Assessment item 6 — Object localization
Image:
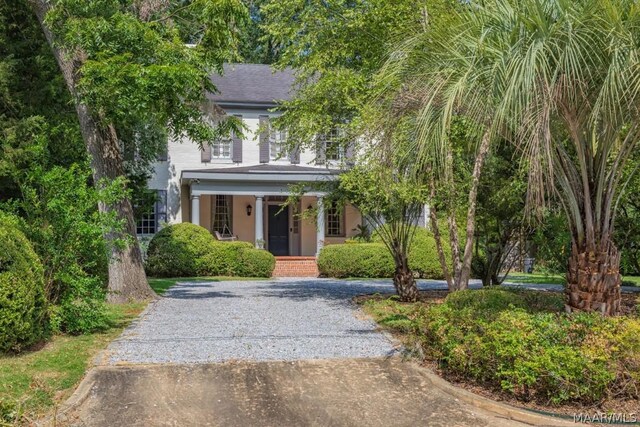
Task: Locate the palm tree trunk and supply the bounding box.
[31,0,155,303]
[565,239,622,316]
[393,257,419,302]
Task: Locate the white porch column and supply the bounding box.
[190,194,200,226]
[255,195,264,248]
[316,196,325,256]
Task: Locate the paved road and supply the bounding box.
[66,359,536,427]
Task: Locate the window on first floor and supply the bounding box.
[135,190,167,235]
[325,201,345,237]
[212,195,233,234]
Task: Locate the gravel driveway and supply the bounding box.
[107,279,402,364]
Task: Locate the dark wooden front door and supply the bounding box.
[268,205,289,256]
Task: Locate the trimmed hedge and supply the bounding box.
[145,223,275,278]
[236,248,277,278]
[319,227,450,279]
[146,223,216,277]
[318,243,395,278]
[0,212,47,352]
[419,289,640,405]
[201,241,254,276]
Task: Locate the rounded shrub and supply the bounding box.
[407,227,450,279]
[372,226,450,279]
[318,243,395,278]
[201,241,254,276]
[145,223,216,277]
[236,249,276,277]
[419,288,639,405]
[0,212,47,352]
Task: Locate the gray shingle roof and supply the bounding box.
[183,164,341,175]
[207,64,296,106]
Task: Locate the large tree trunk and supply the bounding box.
[565,240,622,316]
[31,1,155,303]
[459,130,492,289]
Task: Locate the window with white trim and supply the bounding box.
[325,128,345,161]
[211,137,232,160]
[269,129,287,160]
[325,201,345,237]
[135,190,167,235]
[212,195,233,234]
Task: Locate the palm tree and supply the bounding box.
[376,0,640,315]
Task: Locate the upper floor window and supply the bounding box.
[212,137,232,160]
[270,129,287,160]
[324,128,346,162]
[135,190,167,235]
[325,201,345,237]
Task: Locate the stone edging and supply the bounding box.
[412,360,584,427]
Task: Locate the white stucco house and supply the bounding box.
[141,63,363,258]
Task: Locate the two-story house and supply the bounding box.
[142,63,362,258]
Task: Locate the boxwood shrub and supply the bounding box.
[236,248,277,277]
[419,289,640,405]
[145,223,216,277]
[201,241,254,276]
[318,243,395,278]
[319,227,450,279]
[0,212,47,352]
[145,223,276,278]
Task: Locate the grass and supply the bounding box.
[505,272,640,287]
[0,302,146,425]
[147,276,268,295]
[504,272,566,285]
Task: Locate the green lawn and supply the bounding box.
[0,303,146,425]
[504,273,566,285]
[505,272,640,287]
[148,276,268,295]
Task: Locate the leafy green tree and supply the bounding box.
[261,0,451,153]
[28,0,248,302]
[615,151,640,276]
[472,142,529,286]
[338,163,429,302]
[378,0,640,315]
[238,0,280,64]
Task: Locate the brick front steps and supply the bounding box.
[272,256,319,278]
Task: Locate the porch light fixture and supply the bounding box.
[246,204,252,216]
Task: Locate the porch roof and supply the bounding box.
[182,164,340,197]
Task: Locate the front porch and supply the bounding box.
[181,165,362,257]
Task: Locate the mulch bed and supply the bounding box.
[355,288,640,420]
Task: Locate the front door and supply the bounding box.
[268,205,289,256]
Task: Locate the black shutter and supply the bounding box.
[201,144,211,162]
[345,140,356,165]
[315,135,326,165]
[259,115,270,163]
[232,114,243,163]
[290,144,300,164]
